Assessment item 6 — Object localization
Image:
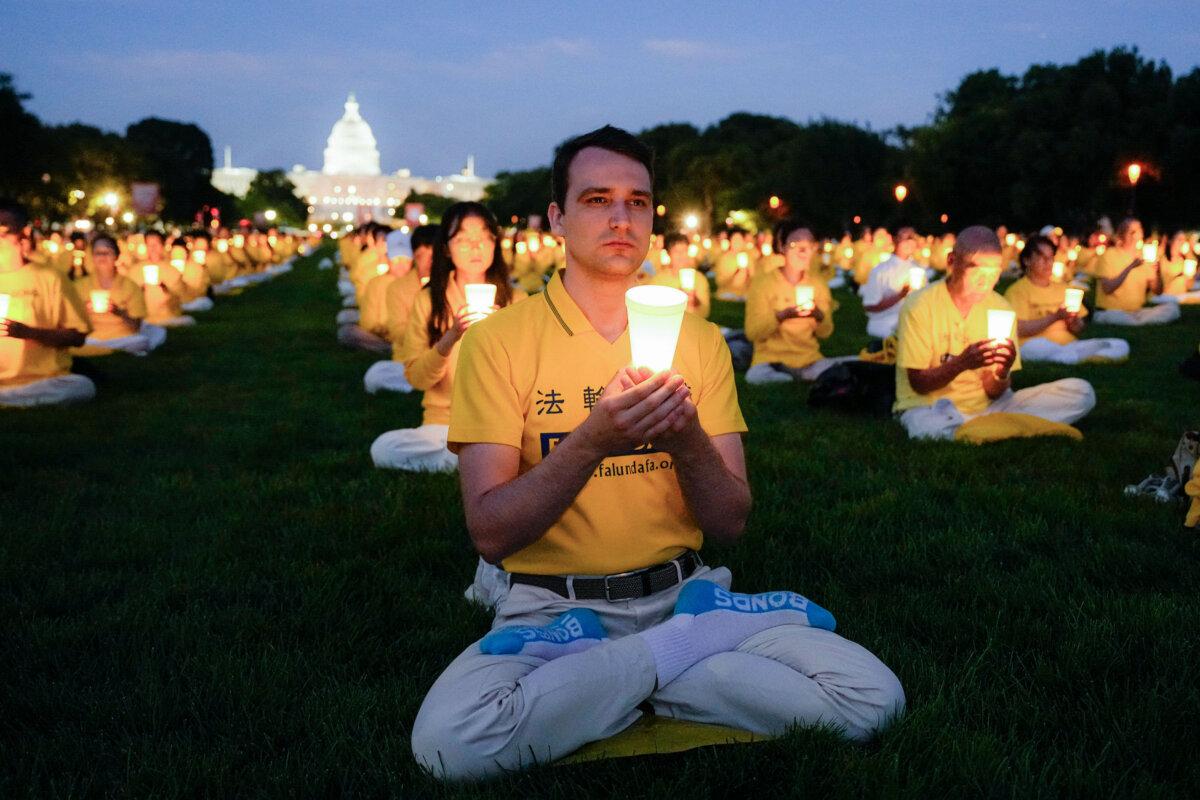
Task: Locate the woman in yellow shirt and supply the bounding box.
[73,234,167,356]
[370,202,525,472]
[1005,235,1128,364]
[744,220,850,384]
[1152,231,1200,304]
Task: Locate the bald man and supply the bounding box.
[893,226,1096,440]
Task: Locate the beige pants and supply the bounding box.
[412,566,904,781]
[1019,337,1129,364]
[370,424,457,472]
[898,378,1096,440]
[1093,304,1181,326]
[0,374,96,408]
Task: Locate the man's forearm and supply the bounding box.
[28,327,86,348]
[1017,315,1056,338]
[468,434,605,564]
[908,360,962,394]
[669,432,749,543]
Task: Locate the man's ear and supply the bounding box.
[945,249,957,272]
[548,202,564,236]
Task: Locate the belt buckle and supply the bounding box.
[603,567,643,602]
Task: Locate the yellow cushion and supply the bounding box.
[560,715,762,765]
[954,412,1083,444]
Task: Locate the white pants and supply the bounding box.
[83,323,167,356]
[337,324,391,355]
[363,360,413,394]
[866,317,898,340]
[0,374,96,408]
[1150,291,1200,305]
[828,273,847,289]
[335,308,361,326]
[342,295,358,308]
[318,257,334,271]
[181,297,214,313]
[338,278,356,297]
[370,424,457,472]
[1093,304,1181,326]
[463,557,510,609]
[745,357,856,385]
[155,315,196,328]
[1019,337,1130,364]
[412,565,904,781]
[898,378,1096,441]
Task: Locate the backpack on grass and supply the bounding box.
[807,361,896,418]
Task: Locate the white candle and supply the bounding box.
[420,275,430,286]
[171,258,186,273]
[736,252,749,270]
[216,240,229,253]
[760,243,773,257]
[1142,243,1158,262]
[464,283,497,315]
[376,262,388,276]
[90,290,111,313]
[908,267,926,290]
[1063,288,1084,314]
[1052,262,1065,281]
[659,250,670,267]
[528,238,540,253]
[193,250,207,265]
[794,285,815,311]
[1184,260,1197,279]
[987,309,1016,341]
[143,264,160,286]
[679,268,696,291]
[0,294,9,319]
[626,285,687,373]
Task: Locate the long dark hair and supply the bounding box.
[426,202,513,346]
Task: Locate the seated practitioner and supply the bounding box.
[744,219,846,384]
[1152,230,1200,304]
[337,230,409,355]
[0,200,95,408]
[179,234,213,308]
[650,232,711,318]
[1093,218,1180,326]
[861,226,926,340]
[364,224,439,394]
[894,226,1096,440]
[410,127,904,781]
[713,226,756,299]
[852,227,893,286]
[370,203,526,472]
[351,225,389,306]
[72,234,166,356]
[1005,235,1127,364]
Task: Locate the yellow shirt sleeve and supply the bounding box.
[401,289,451,391]
[447,321,526,451]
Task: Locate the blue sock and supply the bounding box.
[675,579,836,631]
[479,608,608,660]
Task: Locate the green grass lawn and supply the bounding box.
[3,248,1199,798]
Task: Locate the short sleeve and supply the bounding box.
[694,323,748,436]
[54,273,92,335]
[895,295,931,370]
[447,322,526,452]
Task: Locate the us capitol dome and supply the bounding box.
[214,92,489,227]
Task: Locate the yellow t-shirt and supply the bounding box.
[744,269,833,368]
[1003,277,1087,345]
[1094,248,1152,311]
[448,269,748,576]
[359,272,397,338]
[894,280,1022,415]
[129,262,184,323]
[385,269,423,350]
[0,264,91,386]
[402,279,527,426]
[73,273,146,340]
[713,251,755,296]
[649,269,711,319]
[1159,258,1191,296]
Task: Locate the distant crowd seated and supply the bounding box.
[1092,218,1180,327]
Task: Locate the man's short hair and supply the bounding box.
[663,232,689,251]
[774,219,815,251]
[1116,217,1141,238]
[551,125,654,208]
[895,226,917,242]
[410,223,440,252]
[952,225,1002,266]
[0,198,30,235]
[725,226,749,239]
[1018,234,1055,272]
[143,229,165,244]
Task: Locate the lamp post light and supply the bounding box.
[1126,162,1142,214]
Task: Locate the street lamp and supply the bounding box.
[683,213,699,231]
[893,184,908,203]
[1126,162,1143,214]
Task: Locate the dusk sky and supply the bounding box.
[4,1,1198,179]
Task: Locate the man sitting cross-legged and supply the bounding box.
[894,226,1096,440]
[1092,217,1180,326]
[411,127,904,781]
[0,200,95,408]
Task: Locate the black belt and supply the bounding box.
[508,550,703,602]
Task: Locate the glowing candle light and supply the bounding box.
[216,240,229,253]
[542,235,555,248]
[377,262,389,276]
[171,258,185,273]
[688,244,699,259]
[1052,262,1065,281]
[1096,245,1106,255]
[794,285,815,311]
[877,252,890,265]
[761,243,773,257]
[736,252,749,270]
[501,238,512,250]
[625,285,687,373]
[1184,260,1197,279]
[0,294,10,319]
[420,275,430,286]
[47,241,59,254]
[143,264,160,286]
[720,240,730,252]
[233,235,245,248]
[1068,249,1078,262]
[1005,233,1017,247]
[464,283,497,316]
[702,238,712,250]
[843,247,854,259]
[679,267,697,291]
[987,309,1016,341]
[90,290,111,313]
[921,247,931,259]
[528,237,541,253]
[193,250,207,265]
[908,267,927,290]
[659,250,670,266]
[515,241,527,255]
[1142,243,1158,262]
[1063,288,1084,314]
